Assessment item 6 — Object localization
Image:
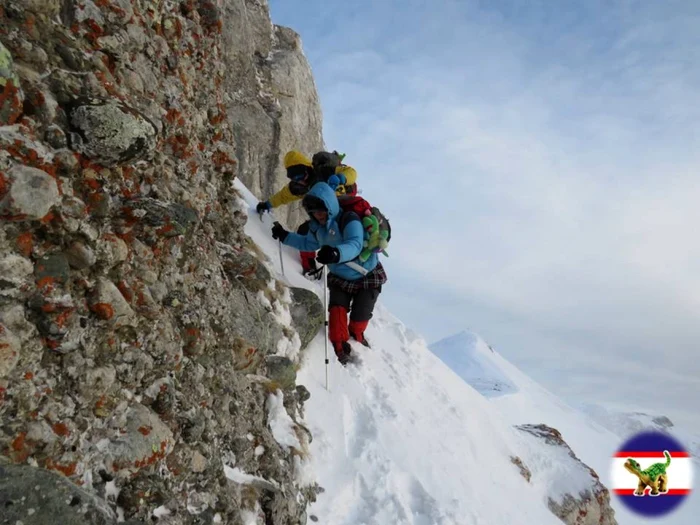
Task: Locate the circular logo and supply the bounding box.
[611,430,693,517]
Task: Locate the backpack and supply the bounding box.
[312,150,346,180]
[337,195,391,262]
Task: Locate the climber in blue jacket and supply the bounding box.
[270,182,387,365]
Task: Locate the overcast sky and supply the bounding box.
[268,0,700,431]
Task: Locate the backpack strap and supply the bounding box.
[345,260,370,276]
[338,210,360,233]
[336,211,371,274]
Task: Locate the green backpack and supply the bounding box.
[337,195,391,262]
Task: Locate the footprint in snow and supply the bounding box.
[341,394,378,459]
[362,376,398,420]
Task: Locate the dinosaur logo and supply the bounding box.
[611,430,693,518]
[623,450,671,496]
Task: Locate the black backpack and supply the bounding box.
[312,150,345,180]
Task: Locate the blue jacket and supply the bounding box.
[282,182,379,281]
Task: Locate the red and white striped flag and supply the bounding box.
[611,431,693,518]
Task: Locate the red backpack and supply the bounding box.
[338,195,373,218]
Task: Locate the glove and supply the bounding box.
[271,221,288,242]
[256,201,272,214]
[316,245,340,265]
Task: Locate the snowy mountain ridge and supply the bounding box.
[234,180,615,525]
[235,177,696,524]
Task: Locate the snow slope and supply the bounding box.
[430,331,699,525]
[232,178,692,524]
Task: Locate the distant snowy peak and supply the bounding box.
[431,330,493,354]
[579,403,700,458]
[429,330,518,398]
[580,404,675,433]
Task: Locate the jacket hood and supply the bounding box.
[305,182,340,219]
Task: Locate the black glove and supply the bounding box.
[271,221,288,242]
[256,201,271,214]
[316,245,340,265]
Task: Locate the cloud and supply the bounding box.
[269,0,700,408]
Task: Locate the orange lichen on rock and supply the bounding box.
[36,277,56,292]
[52,422,71,437]
[90,302,114,320]
[0,80,23,125]
[45,458,78,477]
[15,232,33,257]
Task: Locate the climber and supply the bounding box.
[256,150,358,279]
[270,182,386,365]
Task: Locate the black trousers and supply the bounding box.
[329,286,381,322]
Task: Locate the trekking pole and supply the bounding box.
[278,240,285,277]
[323,264,329,391]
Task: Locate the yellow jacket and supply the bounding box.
[268,165,358,208]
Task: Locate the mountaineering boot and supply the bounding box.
[334,341,354,366]
[349,319,370,347]
[300,251,317,272]
[301,254,322,280]
[304,268,323,280]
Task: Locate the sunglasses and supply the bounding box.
[287,165,308,182]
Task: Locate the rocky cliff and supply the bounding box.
[0,0,324,523]
[217,1,324,230]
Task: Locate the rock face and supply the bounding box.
[0,1,324,523]
[289,286,325,350]
[66,98,158,166]
[0,165,60,220]
[0,323,21,378]
[516,424,617,525]
[221,3,325,230]
[0,460,118,525]
[0,40,23,125]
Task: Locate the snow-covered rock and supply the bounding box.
[516,423,616,525]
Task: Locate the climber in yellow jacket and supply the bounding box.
[257,150,359,278]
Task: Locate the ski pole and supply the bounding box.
[323,264,329,391]
[278,239,285,277]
